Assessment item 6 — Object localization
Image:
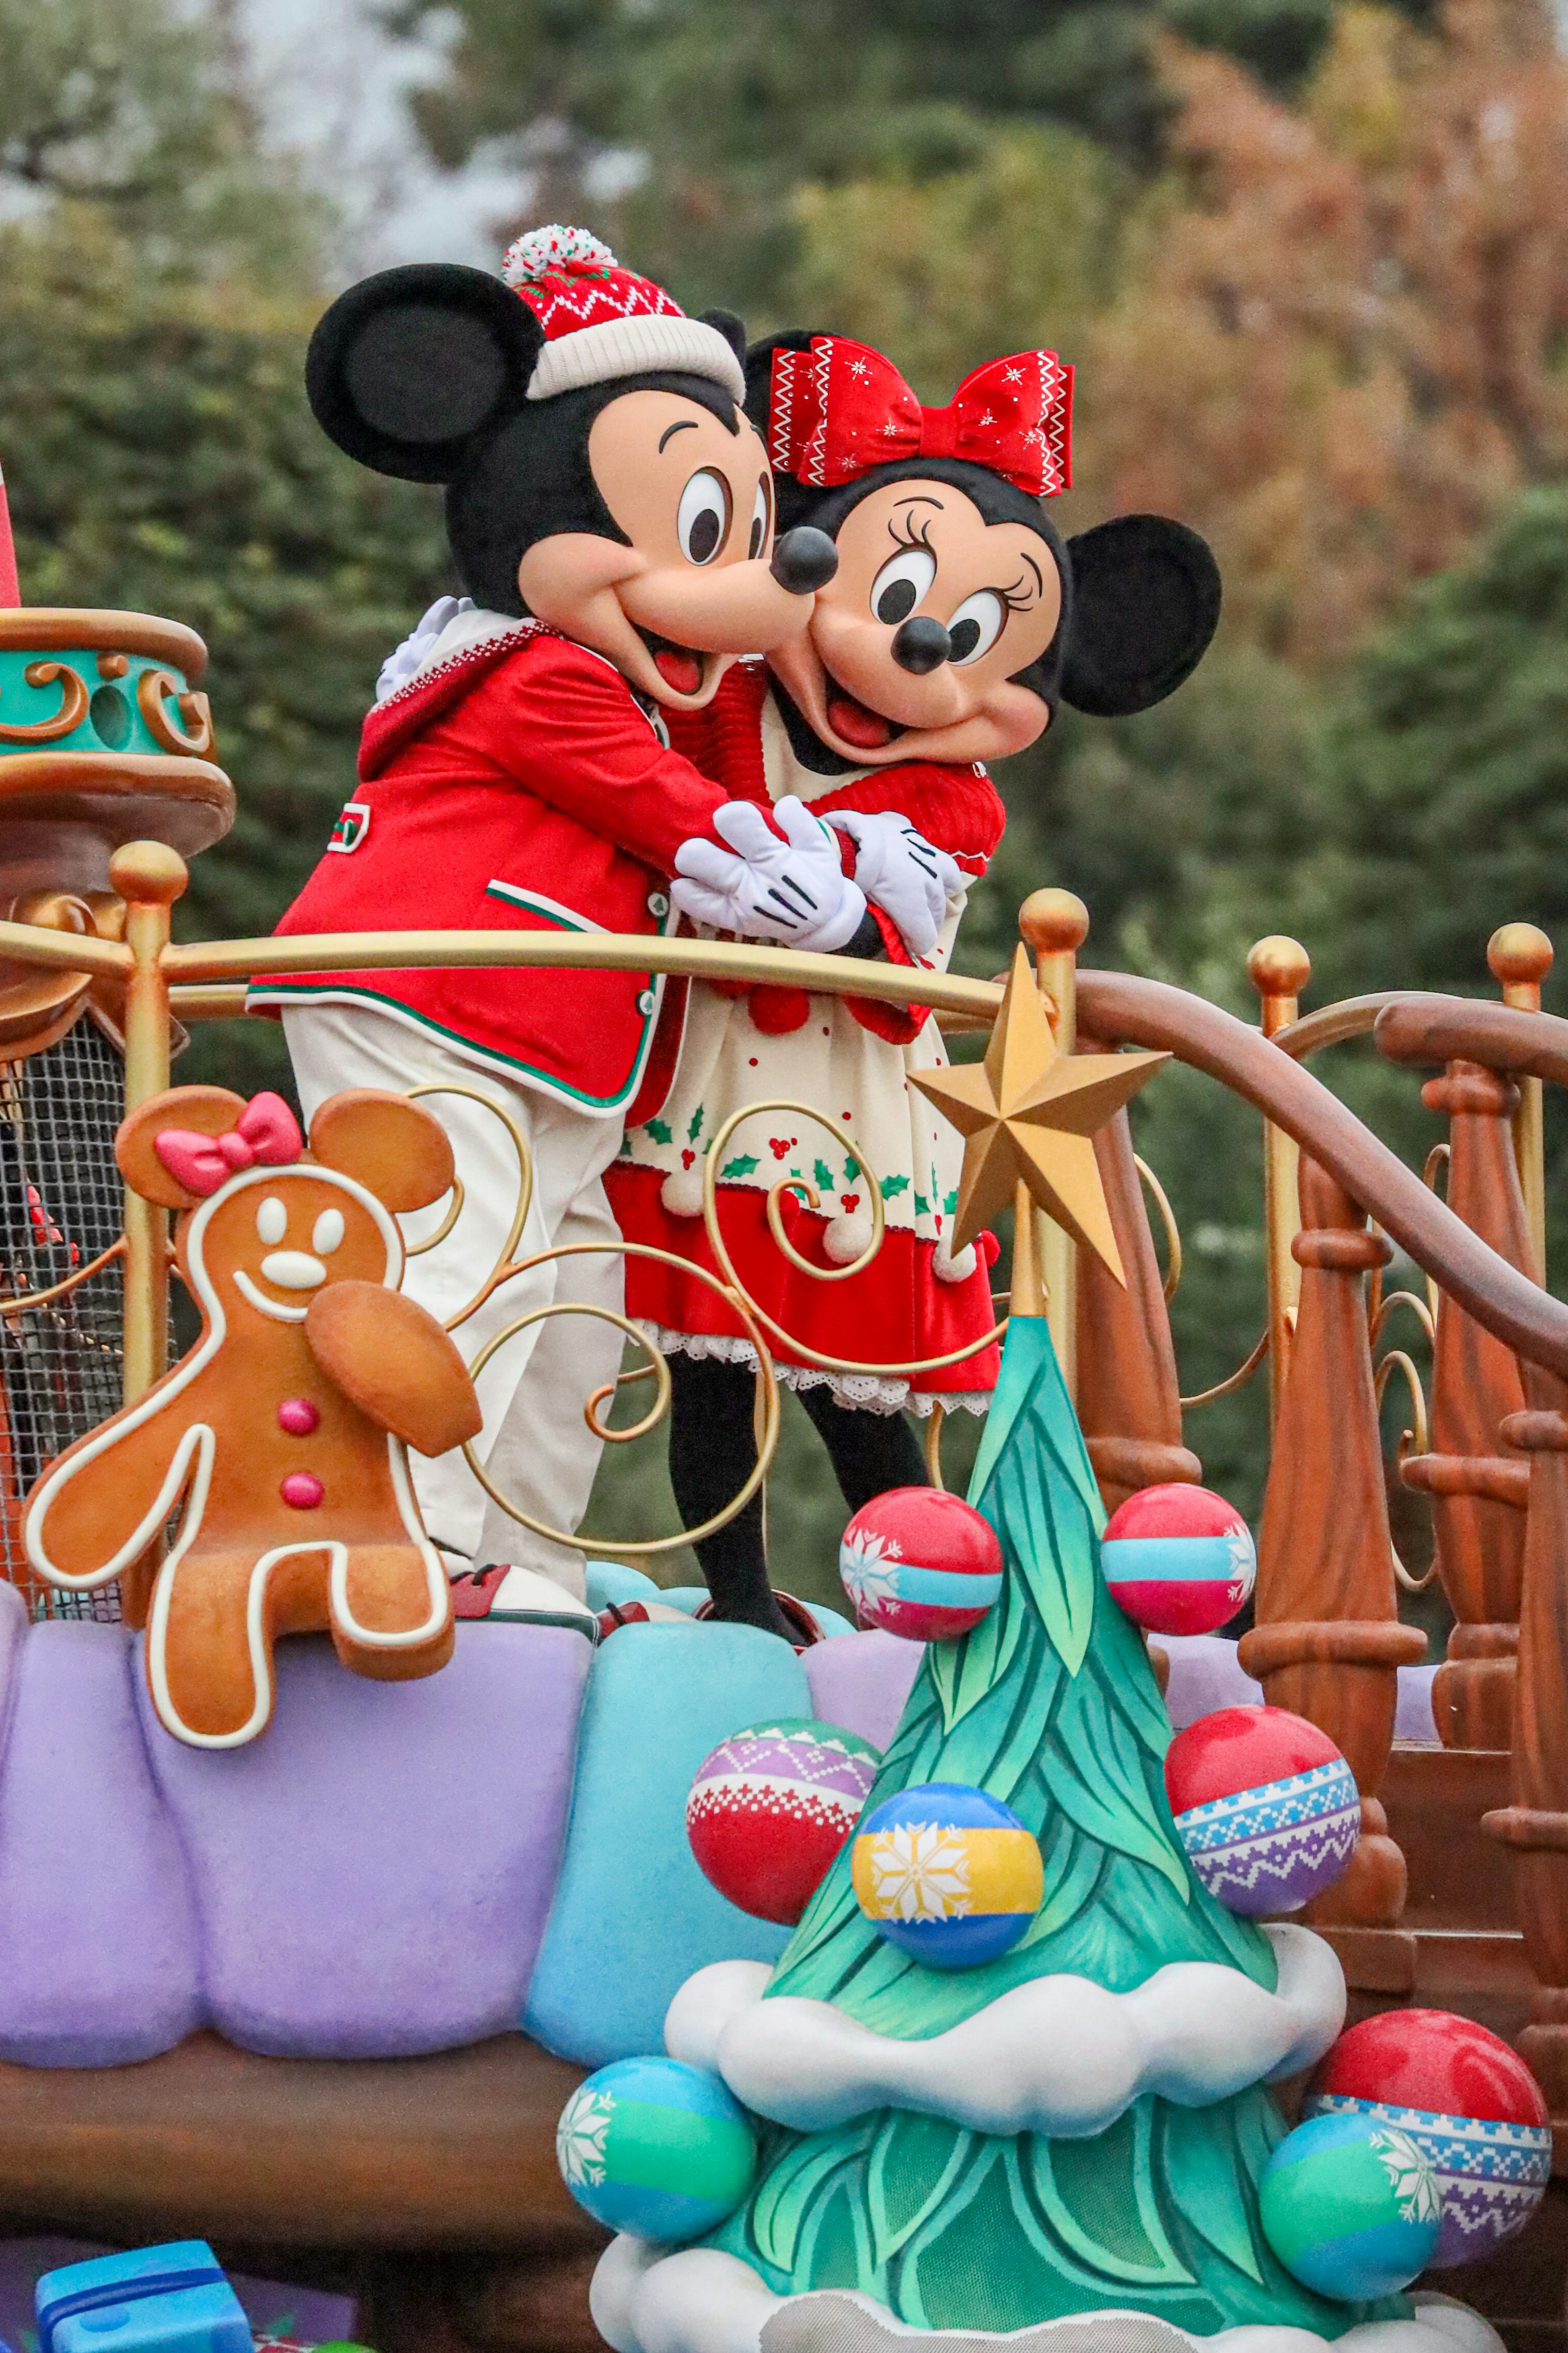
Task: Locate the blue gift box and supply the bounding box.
[36,2240,252,2353]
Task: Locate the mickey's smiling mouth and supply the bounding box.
[636,630,707,696]
[820,662,907,752]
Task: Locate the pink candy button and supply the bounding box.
[278,1398,320,1436]
[281,1472,325,1510]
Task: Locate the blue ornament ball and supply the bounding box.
[851,1782,1043,1969]
[1259,2110,1442,2301]
[555,2055,757,2242]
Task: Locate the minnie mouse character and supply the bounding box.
[253,232,942,1601]
[609,330,1223,1638]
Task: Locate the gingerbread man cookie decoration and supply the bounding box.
[23,1083,481,1749]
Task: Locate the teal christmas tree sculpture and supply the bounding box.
[701,1316,1375,2337]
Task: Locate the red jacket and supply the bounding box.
[255,622,733,1111]
[665,662,1006,1045]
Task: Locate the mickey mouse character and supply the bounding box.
[23,1086,480,1748]
[253,231,940,1602]
[610,330,1223,1637]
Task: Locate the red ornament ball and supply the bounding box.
[839,1488,1004,1642]
[1304,2009,1550,2266]
[1165,1704,1359,1915]
[686,1717,882,1925]
[1100,1482,1256,1636]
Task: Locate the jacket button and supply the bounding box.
[647,891,670,919]
[637,988,657,1016]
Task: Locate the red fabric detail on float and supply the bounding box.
[606,1160,1000,1394]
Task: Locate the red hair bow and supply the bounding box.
[768,337,1073,500]
[154,1092,303,1197]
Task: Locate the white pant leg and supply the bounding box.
[281,1005,623,1587]
[473,1144,627,1586]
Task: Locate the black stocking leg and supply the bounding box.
[667,1354,795,1639]
[795,1382,930,1513]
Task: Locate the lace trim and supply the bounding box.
[637,1321,991,1417]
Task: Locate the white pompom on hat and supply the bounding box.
[501,224,744,405]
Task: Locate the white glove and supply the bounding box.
[824,809,963,961]
[672,795,868,953]
[375,594,473,703]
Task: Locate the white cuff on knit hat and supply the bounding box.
[526,312,744,403]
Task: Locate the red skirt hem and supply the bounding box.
[605,1162,1000,1394]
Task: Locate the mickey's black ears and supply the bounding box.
[306,263,543,484]
[1059,516,1222,718]
[702,310,749,371]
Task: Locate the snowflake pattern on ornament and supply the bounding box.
[866,1822,973,1920]
[1372,2126,1443,2225]
[840,1526,905,1613]
[1225,1528,1255,1607]
[557,2084,616,2187]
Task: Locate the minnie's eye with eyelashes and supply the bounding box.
[748,480,769,561]
[678,470,731,564]
[947,589,1007,665]
[871,546,936,626]
[255,1196,287,1245]
[313,1208,345,1255]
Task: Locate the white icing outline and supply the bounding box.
[234,1271,310,1322]
[664,1926,1345,2141]
[25,1162,449,1747]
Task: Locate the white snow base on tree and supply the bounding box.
[592,2243,1505,2353]
[665,1925,1345,2139]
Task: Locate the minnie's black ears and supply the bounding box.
[1059,516,1222,717]
[743,330,813,432]
[306,263,543,484]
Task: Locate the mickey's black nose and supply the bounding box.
[891,615,951,674]
[771,526,838,594]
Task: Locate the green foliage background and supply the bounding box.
[4,0,1564,1615]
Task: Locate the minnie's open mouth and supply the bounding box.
[821,666,906,752]
[638,631,706,696]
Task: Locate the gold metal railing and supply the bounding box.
[0,844,1553,1573]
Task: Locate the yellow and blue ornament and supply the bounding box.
[851,1782,1043,1969]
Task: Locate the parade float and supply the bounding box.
[0,383,1565,2353]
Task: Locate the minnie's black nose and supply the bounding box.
[891,615,951,674]
[771,526,838,594]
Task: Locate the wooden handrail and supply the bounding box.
[1076,971,1568,1378]
[1376,994,1568,1082]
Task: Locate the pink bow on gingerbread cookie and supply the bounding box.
[153,1091,303,1197]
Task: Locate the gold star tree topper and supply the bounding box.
[910,948,1167,1286]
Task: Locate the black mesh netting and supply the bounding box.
[0,1014,129,1620]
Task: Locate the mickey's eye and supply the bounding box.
[313,1208,345,1256]
[871,547,936,626]
[256,1196,287,1245]
[947,589,1006,665]
[677,470,731,564]
[747,479,770,562]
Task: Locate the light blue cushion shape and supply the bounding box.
[523,1622,812,2065]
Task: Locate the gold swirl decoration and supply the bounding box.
[0,660,89,744]
[698,1097,1007,1380]
[459,1241,781,1557]
[135,668,215,758]
[391,1083,779,1555]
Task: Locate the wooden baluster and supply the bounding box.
[1239,1158,1426,1963]
[1484,1367,1568,2161]
[1074,1061,1201,1513]
[1400,1057,1532,1751]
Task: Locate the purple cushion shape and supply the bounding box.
[0,1620,203,2066]
[136,1623,591,2059]
[803,1628,923,1751]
